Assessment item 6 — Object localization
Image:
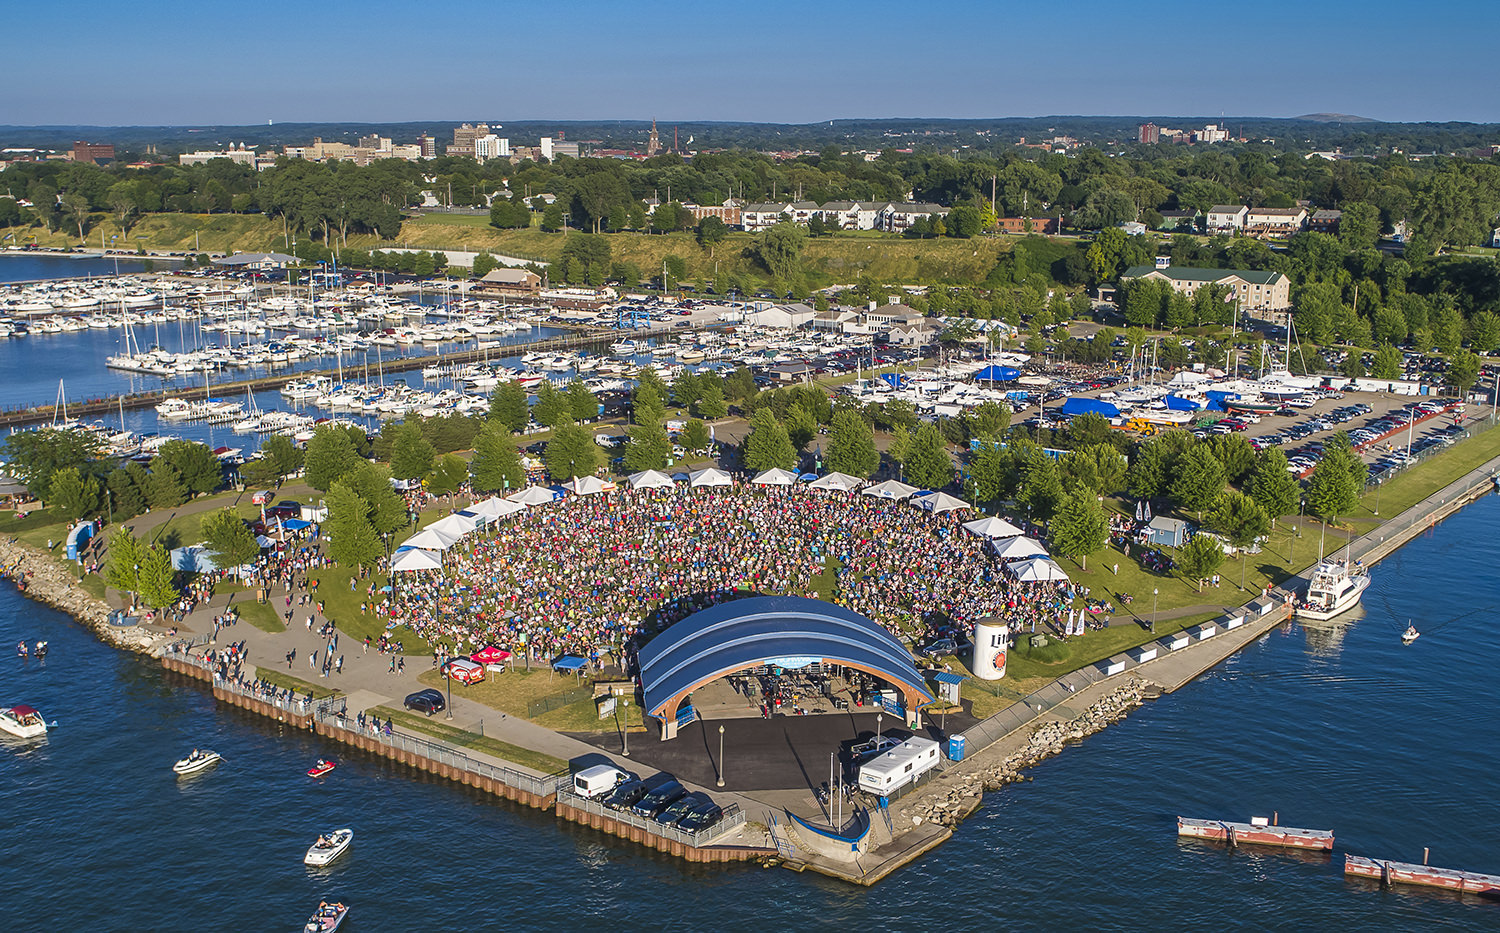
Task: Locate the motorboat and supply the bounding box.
[304,828,354,866]
[1403,625,1421,645]
[172,748,222,775]
[302,901,349,932]
[1296,559,1371,621]
[307,758,337,778]
[0,705,48,739]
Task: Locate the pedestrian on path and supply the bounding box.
[397,657,405,675]
[389,657,396,674]
[336,655,344,674]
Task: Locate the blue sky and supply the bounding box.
[7,0,1495,125]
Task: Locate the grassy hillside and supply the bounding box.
[25,211,1014,285]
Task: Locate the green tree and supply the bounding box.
[200,508,260,570]
[1,426,102,501]
[531,380,568,428]
[1246,448,1300,525]
[388,421,435,480]
[1339,202,1381,251]
[543,416,600,480]
[155,440,221,496]
[624,423,670,472]
[696,216,728,257]
[136,543,178,610]
[540,200,566,232]
[826,410,882,479]
[343,461,408,535]
[1170,445,1227,520]
[750,221,806,282]
[1017,445,1065,520]
[1208,490,1271,589]
[744,408,797,472]
[46,465,100,520]
[565,379,599,422]
[1050,485,1110,570]
[1370,344,1404,380]
[785,404,818,452]
[632,380,667,427]
[106,466,146,521]
[1060,444,1128,496]
[426,454,468,496]
[488,381,531,433]
[261,434,304,481]
[325,482,383,570]
[304,425,363,491]
[470,421,525,493]
[146,462,188,509]
[681,418,711,452]
[1448,349,1482,395]
[1127,430,1194,499]
[104,528,143,600]
[696,381,729,420]
[966,440,1009,504]
[1204,433,1257,485]
[1177,535,1225,592]
[1305,448,1361,522]
[967,401,1011,440]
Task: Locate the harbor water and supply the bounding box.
[3,495,1497,929]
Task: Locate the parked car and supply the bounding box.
[632,779,686,818]
[677,800,725,832]
[603,779,649,811]
[403,688,446,716]
[656,791,714,826]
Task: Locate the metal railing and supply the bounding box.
[959,664,1109,754]
[554,785,746,848]
[311,699,558,798]
[161,645,317,716]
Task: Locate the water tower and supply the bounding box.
[973,618,1009,681]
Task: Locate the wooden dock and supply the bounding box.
[0,321,704,430]
[1178,816,1334,851]
[1346,854,1500,896]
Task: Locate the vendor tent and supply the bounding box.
[469,497,525,519]
[568,474,609,496]
[456,508,492,526]
[990,535,1047,560]
[391,547,443,572]
[507,485,560,506]
[255,534,277,549]
[627,469,676,490]
[861,479,919,500]
[688,467,733,488]
[427,513,479,537]
[911,491,971,515]
[471,645,512,664]
[1008,557,1069,582]
[401,526,461,551]
[962,516,1025,539]
[751,468,798,486]
[808,471,863,493]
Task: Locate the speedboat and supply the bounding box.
[0,705,48,739]
[302,901,349,932]
[1402,625,1421,645]
[307,758,337,778]
[1295,559,1371,621]
[172,749,222,775]
[304,828,354,866]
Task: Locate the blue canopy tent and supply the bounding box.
[975,365,1021,383]
[281,518,313,531]
[170,546,219,574]
[1058,397,1121,418]
[552,655,589,679]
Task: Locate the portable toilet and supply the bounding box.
[947,734,967,762]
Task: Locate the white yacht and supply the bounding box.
[1296,559,1371,621]
[304,828,354,866]
[172,749,222,775]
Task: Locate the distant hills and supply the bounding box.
[1295,113,1378,124]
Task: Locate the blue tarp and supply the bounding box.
[1164,394,1205,411]
[281,518,313,530]
[1204,390,1237,412]
[1058,397,1121,418]
[975,365,1021,382]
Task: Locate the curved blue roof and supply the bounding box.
[638,596,934,719]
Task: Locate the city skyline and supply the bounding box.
[6,0,1497,126]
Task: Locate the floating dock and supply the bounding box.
[1177,816,1334,851]
[1345,854,1500,895]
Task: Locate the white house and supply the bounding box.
[876,202,949,233]
[741,202,791,231]
[1206,205,1249,233]
[1244,207,1308,237]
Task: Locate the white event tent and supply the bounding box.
[808,471,863,493]
[990,535,1048,560]
[507,485,560,506]
[568,475,610,496]
[627,470,676,490]
[401,526,461,551]
[468,497,525,519]
[391,548,443,572]
[1008,557,1069,582]
[962,516,1025,539]
[862,479,919,500]
[911,491,971,515]
[688,467,734,488]
[427,513,479,538]
[750,468,799,486]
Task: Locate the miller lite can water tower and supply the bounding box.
[973,618,1009,680]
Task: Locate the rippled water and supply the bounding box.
[2,497,1497,930]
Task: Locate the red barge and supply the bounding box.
[1345,854,1500,895]
[1177,816,1334,851]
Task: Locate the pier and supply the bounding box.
[1345,854,1500,896]
[0,321,707,430]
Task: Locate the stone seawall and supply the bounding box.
[0,536,157,654]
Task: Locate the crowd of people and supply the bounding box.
[383,483,1101,665]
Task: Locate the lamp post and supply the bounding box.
[444,658,453,720]
[717,724,725,787]
[876,712,884,747]
[1151,587,1158,634]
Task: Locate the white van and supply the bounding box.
[856,737,941,796]
[573,764,633,799]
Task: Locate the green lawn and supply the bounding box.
[233,599,284,633]
[405,213,496,228]
[308,565,432,655]
[371,705,569,775]
[255,668,339,699]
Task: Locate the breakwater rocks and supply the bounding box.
[900,679,1154,830]
[0,537,156,653]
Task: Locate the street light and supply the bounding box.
[444,656,453,720]
[717,724,726,787]
[1151,587,1158,634]
[876,712,884,747]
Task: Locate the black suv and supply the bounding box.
[403,688,446,716]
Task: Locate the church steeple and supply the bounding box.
[646,118,660,157]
